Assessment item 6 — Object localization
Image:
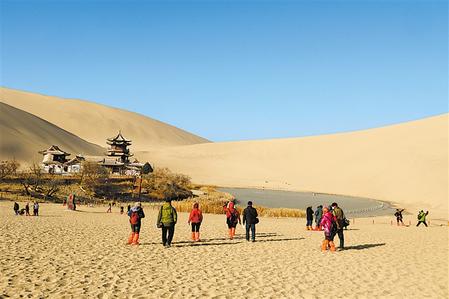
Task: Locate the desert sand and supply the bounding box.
[0,102,104,162]
[139,114,448,220]
[0,87,209,151]
[0,201,447,298]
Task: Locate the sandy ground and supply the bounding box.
[1,201,448,299]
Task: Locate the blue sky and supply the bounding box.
[1,0,447,142]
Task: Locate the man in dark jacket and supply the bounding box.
[331,202,345,250]
[127,202,145,245]
[306,206,314,230]
[243,201,258,242]
[13,202,19,215]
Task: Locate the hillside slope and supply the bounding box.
[0,87,209,150]
[0,102,104,163]
[138,114,449,219]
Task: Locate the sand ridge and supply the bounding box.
[0,87,210,151]
[0,102,104,162]
[0,202,448,298]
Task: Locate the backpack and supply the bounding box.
[229,210,238,225]
[130,211,139,225]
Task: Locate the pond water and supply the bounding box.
[219,188,395,218]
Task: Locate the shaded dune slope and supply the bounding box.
[0,102,104,162]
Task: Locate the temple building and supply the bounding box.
[39,132,146,175]
[39,145,81,174]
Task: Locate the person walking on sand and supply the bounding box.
[331,202,345,250]
[416,210,429,227]
[188,203,203,242]
[157,199,178,248]
[33,202,39,216]
[120,206,124,215]
[314,205,323,230]
[320,207,337,252]
[127,204,131,213]
[306,206,314,230]
[25,202,30,216]
[127,202,145,245]
[13,202,19,216]
[394,209,405,226]
[107,203,112,213]
[223,201,241,240]
[243,201,259,242]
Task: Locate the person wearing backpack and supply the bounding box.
[416,210,429,227]
[157,199,178,248]
[320,206,337,252]
[242,201,258,242]
[223,201,241,240]
[188,202,203,242]
[394,209,405,226]
[127,202,145,245]
[331,202,345,250]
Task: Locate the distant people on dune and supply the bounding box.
[306,206,314,230]
[314,205,323,230]
[320,206,337,252]
[157,199,178,248]
[416,210,429,227]
[394,209,405,226]
[13,202,19,215]
[188,202,203,242]
[223,201,241,240]
[25,202,30,216]
[33,202,39,216]
[331,202,345,250]
[107,203,112,213]
[127,202,145,245]
[243,201,259,242]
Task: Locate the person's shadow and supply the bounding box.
[343,243,386,250]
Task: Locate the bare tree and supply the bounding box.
[0,160,20,180]
[79,161,109,199]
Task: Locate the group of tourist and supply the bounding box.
[13,201,39,216]
[394,208,429,227]
[126,199,260,247]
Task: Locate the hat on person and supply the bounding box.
[134,202,141,208]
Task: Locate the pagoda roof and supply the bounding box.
[39,145,71,156]
[107,131,132,144]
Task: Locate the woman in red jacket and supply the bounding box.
[188,203,203,241]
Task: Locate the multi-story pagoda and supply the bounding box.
[106,131,133,164]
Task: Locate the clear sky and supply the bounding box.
[1,0,447,142]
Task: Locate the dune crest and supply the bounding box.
[138,114,449,219]
[0,102,104,162]
[0,87,210,150]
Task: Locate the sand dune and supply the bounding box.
[0,202,447,298]
[0,102,104,162]
[138,114,449,219]
[0,87,209,150]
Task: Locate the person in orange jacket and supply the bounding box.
[223,201,241,240]
[127,202,145,245]
[188,203,203,242]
